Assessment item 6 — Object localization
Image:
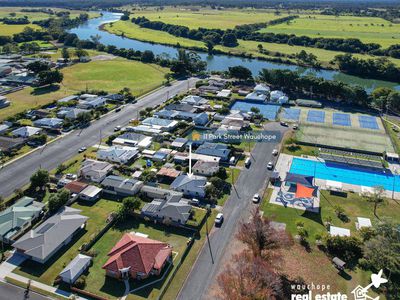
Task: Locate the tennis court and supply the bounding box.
[307,110,325,123]
[333,113,351,127]
[281,108,300,121]
[359,115,379,130]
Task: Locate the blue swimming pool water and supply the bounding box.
[290,157,400,192]
[230,101,280,120]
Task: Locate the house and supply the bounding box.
[174,152,220,165]
[112,132,152,149]
[216,89,232,98]
[0,123,11,134]
[181,95,208,106]
[79,159,113,183]
[78,97,106,109]
[101,175,143,197]
[245,92,268,102]
[0,96,10,109]
[171,137,188,150]
[33,118,63,129]
[56,95,78,104]
[195,142,231,161]
[59,254,92,284]
[80,185,102,201]
[0,136,25,154]
[11,126,42,138]
[0,197,44,244]
[97,145,139,164]
[170,174,207,198]
[105,94,124,102]
[157,167,181,182]
[220,112,250,131]
[270,90,288,103]
[102,233,172,280]
[155,110,208,126]
[140,185,183,200]
[13,207,88,263]
[193,161,220,177]
[152,148,172,162]
[64,181,88,195]
[141,192,192,224]
[165,103,197,113]
[141,117,178,132]
[254,83,270,95]
[57,108,90,120]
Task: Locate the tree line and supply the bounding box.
[1,16,30,24]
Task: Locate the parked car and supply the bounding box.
[65,173,77,180]
[267,162,274,170]
[78,147,87,153]
[272,149,278,156]
[245,157,251,168]
[114,125,122,131]
[252,194,260,203]
[280,121,288,127]
[293,124,298,130]
[190,198,200,206]
[215,213,224,225]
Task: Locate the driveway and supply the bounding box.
[0,78,197,198]
[177,122,289,300]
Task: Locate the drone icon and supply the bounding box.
[351,270,388,300]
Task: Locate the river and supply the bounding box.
[69,11,400,93]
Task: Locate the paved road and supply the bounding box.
[0,78,197,198]
[0,281,50,300]
[177,122,288,300]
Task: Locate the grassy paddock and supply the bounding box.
[0,57,168,121]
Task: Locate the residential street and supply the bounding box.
[0,78,197,198]
[0,282,49,300]
[177,122,288,300]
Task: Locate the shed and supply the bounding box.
[332,257,346,271]
[329,226,350,237]
[59,254,92,284]
[356,217,372,230]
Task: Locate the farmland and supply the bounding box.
[125,7,289,29]
[259,14,400,48]
[0,54,169,121]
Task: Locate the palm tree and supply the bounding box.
[365,186,385,219]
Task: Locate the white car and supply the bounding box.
[215,213,224,225]
[293,124,298,130]
[78,147,87,153]
[252,194,260,203]
[65,173,77,180]
[267,162,274,170]
[114,125,122,131]
[272,149,278,156]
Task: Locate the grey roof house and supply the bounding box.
[13,207,88,263]
[79,159,114,183]
[0,197,44,244]
[101,175,144,197]
[141,192,192,225]
[170,174,207,198]
[11,126,42,138]
[195,142,231,161]
[59,254,92,284]
[193,161,220,177]
[33,118,63,129]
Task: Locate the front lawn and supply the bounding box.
[83,218,193,300]
[13,198,121,285]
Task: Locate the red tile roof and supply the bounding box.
[64,181,88,194]
[102,233,172,276]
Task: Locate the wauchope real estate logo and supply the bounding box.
[291,270,387,300]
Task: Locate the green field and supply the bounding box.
[259,14,400,48]
[0,23,41,35]
[0,55,169,121]
[104,21,206,49]
[127,7,288,29]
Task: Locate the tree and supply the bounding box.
[228,66,253,81]
[221,32,238,47]
[28,133,47,145]
[117,197,141,220]
[120,11,130,21]
[38,69,63,86]
[30,169,49,191]
[76,111,92,124]
[141,50,155,63]
[217,251,283,300]
[75,48,89,59]
[48,189,70,213]
[365,186,385,219]
[237,207,292,258]
[171,49,206,76]
[27,60,50,74]
[324,235,363,262]
[61,47,70,61]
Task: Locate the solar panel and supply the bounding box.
[333,113,351,127]
[307,110,325,123]
[359,115,379,130]
[281,108,300,121]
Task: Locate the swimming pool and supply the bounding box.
[230,100,280,120]
[290,157,400,192]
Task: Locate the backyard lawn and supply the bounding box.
[83,218,193,300]
[13,198,121,285]
[1,57,168,121]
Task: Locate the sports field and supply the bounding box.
[0,56,168,121]
[259,14,400,48]
[126,7,289,29]
[280,107,394,153]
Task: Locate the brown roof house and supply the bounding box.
[102,233,172,280]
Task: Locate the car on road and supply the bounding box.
[280,121,288,127]
[272,149,278,156]
[215,213,224,225]
[252,194,260,203]
[267,161,274,170]
[245,157,251,168]
[114,125,122,131]
[293,124,298,130]
[115,107,122,112]
[78,147,87,153]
